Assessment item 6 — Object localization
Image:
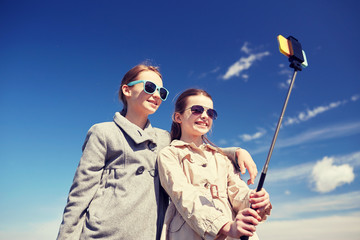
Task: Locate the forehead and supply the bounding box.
[136,70,163,86]
[186,95,213,109]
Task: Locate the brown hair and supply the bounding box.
[171,88,216,146]
[118,64,162,114]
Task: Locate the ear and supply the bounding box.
[173,112,182,123]
[122,84,131,97]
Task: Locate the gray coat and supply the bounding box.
[57,112,171,240]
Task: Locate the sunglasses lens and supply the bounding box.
[207,109,217,120]
[159,88,168,100]
[144,81,156,94]
[191,105,204,115]
[190,105,217,119]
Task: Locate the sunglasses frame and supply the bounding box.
[187,105,218,120]
[127,80,169,101]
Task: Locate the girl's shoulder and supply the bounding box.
[89,121,118,133]
[158,140,192,159]
[153,127,171,139]
[158,144,177,155]
[85,121,123,141]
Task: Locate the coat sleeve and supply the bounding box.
[226,158,252,213]
[57,124,107,240]
[221,147,240,168]
[158,148,230,239]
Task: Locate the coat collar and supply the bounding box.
[113,112,157,144]
[170,139,218,152]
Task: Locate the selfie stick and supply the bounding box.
[240,35,307,240]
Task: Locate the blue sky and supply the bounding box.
[1,1,359,239]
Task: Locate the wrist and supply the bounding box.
[219,221,231,235]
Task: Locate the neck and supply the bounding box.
[125,110,148,129]
[180,135,203,147]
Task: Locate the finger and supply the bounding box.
[238,158,246,175]
[237,228,254,238]
[251,188,268,198]
[250,190,270,208]
[256,204,272,220]
[250,189,264,197]
[247,178,252,185]
[251,198,270,209]
[244,215,260,226]
[250,191,265,202]
[235,217,258,233]
[248,165,257,185]
[240,208,262,221]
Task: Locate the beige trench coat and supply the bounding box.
[158,140,259,240]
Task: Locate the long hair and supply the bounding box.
[170,88,217,147]
[118,64,162,115]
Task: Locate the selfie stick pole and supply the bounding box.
[255,68,297,193]
[239,66,298,240]
[240,35,307,240]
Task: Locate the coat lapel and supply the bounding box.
[113,112,156,145]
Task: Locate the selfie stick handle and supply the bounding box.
[240,69,298,240]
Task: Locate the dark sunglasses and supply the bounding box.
[127,80,169,101]
[187,105,217,120]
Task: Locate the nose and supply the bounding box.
[152,88,161,99]
[200,110,209,119]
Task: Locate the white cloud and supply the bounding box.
[242,74,249,80]
[351,94,360,101]
[257,212,360,240]
[278,64,293,89]
[278,121,360,148]
[222,51,270,80]
[271,191,360,219]
[266,161,313,183]
[336,151,360,167]
[239,129,266,142]
[311,157,355,193]
[198,66,221,79]
[266,151,360,185]
[241,42,251,54]
[284,100,345,126]
[251,122,360,154]
[279,78,291,89]
[217,139,228,145]
[279,68,292,76]
[211,66,220,73]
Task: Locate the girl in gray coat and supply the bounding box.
[57,64,258,240]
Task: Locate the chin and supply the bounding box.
[142,103,159,114]
[146,108,157,115]
[194,128,209,136]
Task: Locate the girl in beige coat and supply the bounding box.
[158,89,272,240]
[57,65,259,240]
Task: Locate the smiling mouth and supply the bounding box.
[147,99,158,106]
[195,121,208,127]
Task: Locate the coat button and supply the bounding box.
[136,166,145,175]
[148,142,157,151]
[148,169,158,177]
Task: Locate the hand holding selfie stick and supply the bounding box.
[240,35,308,240]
